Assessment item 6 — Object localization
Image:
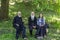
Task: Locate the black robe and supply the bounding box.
[28,16,37,30]
[13,16,24,31]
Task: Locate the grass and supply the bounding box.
[0,14,60,40]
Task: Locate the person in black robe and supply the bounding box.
[13,11,27,40]
[28,12,37,36]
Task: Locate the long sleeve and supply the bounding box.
[20,18,24,27]
[28,17,30,26]
[37,18,45,26]
[13,17,17,28]
[34,17,37,26]
[43,18,45,25]
[37,19,39,26]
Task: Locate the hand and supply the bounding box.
[40,25,43,27]
[16,24,19,27]
[33,26,36,29]
[41,25,43,26]
[46,29,48,33]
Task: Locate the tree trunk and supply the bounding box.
[0,0,9,20]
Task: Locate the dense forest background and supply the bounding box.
[0,0,60,40]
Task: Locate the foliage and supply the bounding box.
[0,0,60,40]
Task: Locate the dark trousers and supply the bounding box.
[29,25,36,35]
[29,26,33,35]
[16,28,26,40]
[36,25,47,37]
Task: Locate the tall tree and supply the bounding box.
[0,0,9,20]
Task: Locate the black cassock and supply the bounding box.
[28,16,37,35]
[13,16,24,30]
[13,16,26,39]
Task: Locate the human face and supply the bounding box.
[31,12,35,16]
[17,11,21,17]
[40,14,43,18]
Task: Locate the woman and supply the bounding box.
[36,13,47,38]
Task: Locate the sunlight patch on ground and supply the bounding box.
[16,0,23,3]
[48,15,60,23]
[9,12,17,17]
[12,12,17,15]
[53,34,58,36]
[52,15,60,21]
[51,38,56,40]
[57,29,60,33]
[9,2,15,5]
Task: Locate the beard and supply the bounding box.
[18,15,21,17]
[31,15,34,20]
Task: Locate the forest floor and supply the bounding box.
[0,1,60,40]
[0,13,60,40]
